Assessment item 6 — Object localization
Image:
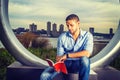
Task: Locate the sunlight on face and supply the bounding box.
[66,20,80,35]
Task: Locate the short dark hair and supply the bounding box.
[66,14,79,21]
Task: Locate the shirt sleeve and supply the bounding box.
[57,35,65,56]
[84,32,93,54]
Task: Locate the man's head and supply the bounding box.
[66,14,80,22]
[66,14,80,35]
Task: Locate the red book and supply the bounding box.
[46,59,68,74]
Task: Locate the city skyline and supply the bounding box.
[9,0,120,33]
[15,21,114,34]
[13,21,114,39]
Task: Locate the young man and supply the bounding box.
[40,14,93,80]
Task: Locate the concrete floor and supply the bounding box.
[93,67,120,80]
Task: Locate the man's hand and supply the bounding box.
[56,55,67,62]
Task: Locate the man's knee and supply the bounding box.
[79,56,90,68]
[40,72,51,79]
[40,67,54,80]
[44,67,54,73]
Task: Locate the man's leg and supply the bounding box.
[64,56,90,80]
[40,67,65,80]
[78,56,90,80]
[40,67,54,80]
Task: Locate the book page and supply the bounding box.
[46,59,55,67]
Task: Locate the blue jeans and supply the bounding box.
[40,56,90,80]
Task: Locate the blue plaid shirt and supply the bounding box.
[57,29,93,60]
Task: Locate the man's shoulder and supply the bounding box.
[81,29,92,36]
[59,31,69,38]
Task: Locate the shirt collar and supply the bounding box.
[67,29,85,38]
[80,29,85,37]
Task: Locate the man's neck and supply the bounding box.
[72,29,80,41]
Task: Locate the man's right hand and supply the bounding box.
[56,55,67,62]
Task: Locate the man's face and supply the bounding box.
[66,19,80,35]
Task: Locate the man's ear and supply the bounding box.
[78,21,80,25]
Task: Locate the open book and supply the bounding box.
[46,59,68,74]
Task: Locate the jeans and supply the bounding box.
[40,56,90,80]
[40,67,62,80]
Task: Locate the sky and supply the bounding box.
[9,0,120,33]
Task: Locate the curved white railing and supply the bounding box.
[90,21,120,68]
[0,0,120,69]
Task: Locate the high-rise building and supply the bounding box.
[52,23,57,32]
[59,24,64,34]
[109,28,113,38]
[89,27,94,34]
[52,23,59,37]
[47,21,51,36]
[109,28,113,34]
[29,23,37,32]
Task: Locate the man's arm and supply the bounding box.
[69,50,91,58]
[56,50,90,62]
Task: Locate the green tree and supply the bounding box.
[0,48,15,80]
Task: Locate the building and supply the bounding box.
[109,28,114,38]
[47,21,51,36]
[29,23,37,32]
[89,27,94,35]
[109,28,113,34]
[15,27,25,34]
[59,24,64,34]
[51,23,59,37]
[52,23,57,32]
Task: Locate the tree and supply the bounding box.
[32,37,50,49]
[17,32,39,48]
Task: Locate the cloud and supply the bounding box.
[9,0,33,5]
[9,0,120,33]
[86,0,119,4]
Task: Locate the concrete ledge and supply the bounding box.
[89,70,97,80]
[7,61,97,80]
[53,70,97,80]
[7,62,45,80]
[53,73,79,80]
[94,67,120,80]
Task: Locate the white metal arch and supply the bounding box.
[0,0,49,68]
[0,0,120,69]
